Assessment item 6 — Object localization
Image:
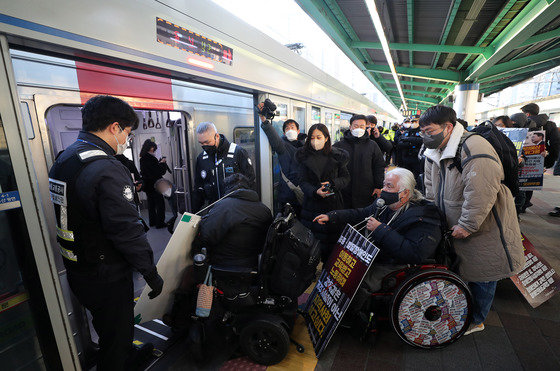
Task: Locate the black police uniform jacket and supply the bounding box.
[395,127,424,176]
[295,146,350,229]
[192,134,255,212]
[327,199,442,265]
[333,130,385,209]
[196,188,272,268]
[260,120,305,207]
[48,131,157,281]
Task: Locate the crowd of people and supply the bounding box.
[49,94,559,369]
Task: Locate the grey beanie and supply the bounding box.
[510,113,528,128]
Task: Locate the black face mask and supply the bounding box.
[202,145,217,155]
[380,190,401,206]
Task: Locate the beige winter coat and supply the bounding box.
[424,124,525,282]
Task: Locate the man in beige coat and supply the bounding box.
[420,105,525,335]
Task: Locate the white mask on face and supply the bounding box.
[162,187,172,198]
[351,128,365,138]
[311,139,325,151]
[285,129,298,141]
[411,122,419,129]
[403,123,411,129]
[114,127,128,155]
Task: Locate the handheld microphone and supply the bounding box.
[374,198,385,219]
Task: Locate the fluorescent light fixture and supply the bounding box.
[365,0,407,110]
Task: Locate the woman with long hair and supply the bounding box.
[139,139,167,228]
[295,123,350,260]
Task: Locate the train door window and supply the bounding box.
[292,103,306,133]
[233,127,256,167]
[311,106,321,125]
[0,113,56,369]
[333,112,342,142]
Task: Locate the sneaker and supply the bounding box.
[464,323,484,335]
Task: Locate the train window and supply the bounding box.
[0,113,52,369]
[233,127,256,168]
[19,102,35,140]
[292,106,306,132]
[311,106,321,124]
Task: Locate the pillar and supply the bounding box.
[453,83,479,126]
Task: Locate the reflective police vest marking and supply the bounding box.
[78,149,107,161]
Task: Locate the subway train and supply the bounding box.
[0,0,398,368]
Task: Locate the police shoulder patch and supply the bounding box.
[122,185,134,202]
[201,170,207,179]
[248,158,252,166]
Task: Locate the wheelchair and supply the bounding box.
[353,263,473,349]
[188,208,308,366]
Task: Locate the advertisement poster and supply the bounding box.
[510,234,560,308]
[519,130,546,190]
[499,127,528,157]
[304,225,379,357]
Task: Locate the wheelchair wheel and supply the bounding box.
[239,319,290,365]
[391,269,472,349]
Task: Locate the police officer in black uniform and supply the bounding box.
[48,95,163,370]
[191,122,255,212]
[395,116,424,181]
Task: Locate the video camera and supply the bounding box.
[256,98,277,120]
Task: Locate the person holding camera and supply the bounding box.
[295,123,350,261]
[191,122,255,212]
[257,101,306,213]
[140,139,169,228]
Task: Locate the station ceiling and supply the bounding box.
[295,0,560,111]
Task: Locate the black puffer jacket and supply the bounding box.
[333,130,385,208]
[196,189,272,268]
[528,114,560,168]
[327,199,442,265]
[140,153,167,192]
[295,146,350,225]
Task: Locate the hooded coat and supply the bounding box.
[424,124,525,282]
[333,130,385,208]
[527,114,560,169]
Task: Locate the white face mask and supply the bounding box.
[162,187,172,198]
[311,139,325,151]
[285,129,298,141]
[411,122,419,129]
[351,128,365,138]
[403,123,411,129]
[114,127,128,155]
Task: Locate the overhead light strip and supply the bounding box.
[365,0,407,110]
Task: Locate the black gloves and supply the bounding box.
[144,269,164,299]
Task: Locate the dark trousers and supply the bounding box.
[146,190,165,226]
[68,272,134,371]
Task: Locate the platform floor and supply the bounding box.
[147,173,560,371]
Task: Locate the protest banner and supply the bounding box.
[499,127,528,157]
[519,130,546,190]
[304,224,379,357]
[510,234,560,308]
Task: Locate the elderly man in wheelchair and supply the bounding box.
[315,167,472,348]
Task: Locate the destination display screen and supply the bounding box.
[156,18,233,66]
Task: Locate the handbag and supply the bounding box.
[195,266,214,318]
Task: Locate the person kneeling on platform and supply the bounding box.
[314,167,442,310]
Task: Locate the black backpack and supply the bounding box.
[451,122,519,197]
[262,209,321,298]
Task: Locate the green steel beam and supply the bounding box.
[521,27,560,46]
[467,0,560,81]
[457,0,517,70]
[294,0,397,107]
[479,48,560,80]
[481,76,528,90]
[478,60,559,84]
[407,0,414,66]
[365,64,463,82]
[380,79,453,90]
[388,94,439,104]
[387,88,446,98]
[432,0,463,68]
[351,41,488,55]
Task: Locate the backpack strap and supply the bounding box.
[448,132,477,173]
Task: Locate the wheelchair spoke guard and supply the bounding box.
[391,269,472,349]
